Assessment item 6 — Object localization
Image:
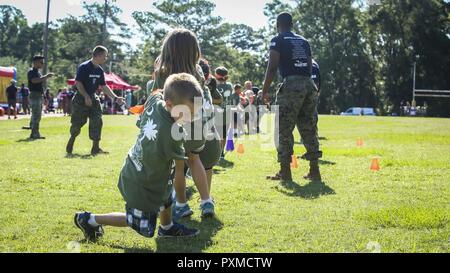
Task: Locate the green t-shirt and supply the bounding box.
[118,94,187,212]
[217,82,233,108]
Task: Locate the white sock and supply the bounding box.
[176,202,187,207]
[201,198,213,206]
[160,222,173,230]
[88,214,100,227]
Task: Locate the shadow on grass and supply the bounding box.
[16,138,36,142]
[275,180,335,199]
[65,153,94,160]
[106,243,156,253]
[186,186,197,201]
[155,217,223,253]
[318,159,336,165]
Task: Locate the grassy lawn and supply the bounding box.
[0,114,449,253]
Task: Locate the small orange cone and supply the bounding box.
[357,138,364,147]
[370,157,380,171]
[290,155,298,168]
[237,143,245,154]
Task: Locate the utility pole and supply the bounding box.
[102,0,108,45]
[43,0,51,77]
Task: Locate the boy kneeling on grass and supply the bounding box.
[74,73,203,241]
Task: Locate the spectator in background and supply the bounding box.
[244,81,256,134]
[139,94,147,105]
[56,89,63,114]
[48,93,55,113]
[229,83,245,137]
[20,83,30,115]
[67,88,75,115]
[255,90,266,133]
[61,88,69,116]
[6,80,18,119]
[125,90,133,115]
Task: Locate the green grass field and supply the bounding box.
[0,114,449,253]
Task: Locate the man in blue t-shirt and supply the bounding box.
[262,12,322,182]
[66,46,124,156]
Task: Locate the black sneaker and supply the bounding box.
[74,211,104,241]
[157,222,199,238]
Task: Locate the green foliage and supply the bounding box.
[132,0,265,87]
[1,1,449,116]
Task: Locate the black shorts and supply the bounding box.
[125,196,172,238]
[7,100,16,107]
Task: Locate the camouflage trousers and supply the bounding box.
[275,75,322,164]
[70,93,103,141]
[29,92,43,138]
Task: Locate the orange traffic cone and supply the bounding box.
[370,157,380,171]
[357,138,364,147]
[237,143,245,154]
[290,155,298,168]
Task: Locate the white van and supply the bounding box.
[340,107,375,116]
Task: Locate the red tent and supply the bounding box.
[67,73,140,91]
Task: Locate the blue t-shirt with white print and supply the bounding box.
[269,31,312,78]
[75,60,106,95]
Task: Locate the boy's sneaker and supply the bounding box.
[157,222,199,238]
[74,211,104,241]
[172,204,193,220]
[200,201,215,218]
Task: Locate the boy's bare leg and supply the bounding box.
[174,160,187,203]
[159,206,172,226]
[187,154,210,200]
[206,169,213,196]
[94,213,127,227]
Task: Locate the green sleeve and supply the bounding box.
[164,136,188,161]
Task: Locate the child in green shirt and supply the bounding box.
[74,73,203,241]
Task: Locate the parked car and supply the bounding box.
[340,107,376,116]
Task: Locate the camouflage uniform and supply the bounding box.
[275,75,322,165]
[70,93,103,141]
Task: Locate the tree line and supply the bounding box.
[1,0,449,116]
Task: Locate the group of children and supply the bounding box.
[74,28,261,241]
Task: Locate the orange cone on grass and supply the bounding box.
[290,155,298,168]
[357,138,364,147]
[237,143,245,154]
[370,157,380,171]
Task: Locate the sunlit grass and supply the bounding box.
[0,114,449,253]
